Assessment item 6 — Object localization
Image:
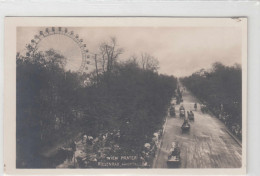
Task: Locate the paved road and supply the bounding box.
[153,87,242,168]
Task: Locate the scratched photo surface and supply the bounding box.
[16,23,244,169]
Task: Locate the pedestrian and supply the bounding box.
[194,103,197,111]
[70,141,77,166]
[71,141,76,152]
[220,103,224,111]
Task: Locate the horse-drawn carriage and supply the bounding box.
[181,118,190,132]
[187,111,194,121]
[179,105,185,118]
[176,95,183,105]
[167,142,181,168]
[181,120,190,132]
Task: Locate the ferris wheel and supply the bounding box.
[28,27,91,73]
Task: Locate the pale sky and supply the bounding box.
[17,27,242,77]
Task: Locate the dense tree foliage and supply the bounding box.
[79,61,177,149]
[16,50,83,167]
[181,62,242,139]
[16,47,177,167]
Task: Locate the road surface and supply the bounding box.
[153,87,242,168]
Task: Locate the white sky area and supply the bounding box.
[17,27,242,77]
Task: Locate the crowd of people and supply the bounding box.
[56,128,165,168]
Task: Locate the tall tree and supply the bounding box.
[98,37,124,73]
[140,53,159,72]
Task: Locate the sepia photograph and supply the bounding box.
[4,17,247,175]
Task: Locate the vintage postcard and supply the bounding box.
[4,17,247,175]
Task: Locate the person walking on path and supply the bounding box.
[194,103,197,111]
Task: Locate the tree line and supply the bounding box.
[16,37,177,167]
[181,62,242,140]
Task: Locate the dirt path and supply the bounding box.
[153,87,242,168]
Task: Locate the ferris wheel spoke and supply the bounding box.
[29,27,91,73]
